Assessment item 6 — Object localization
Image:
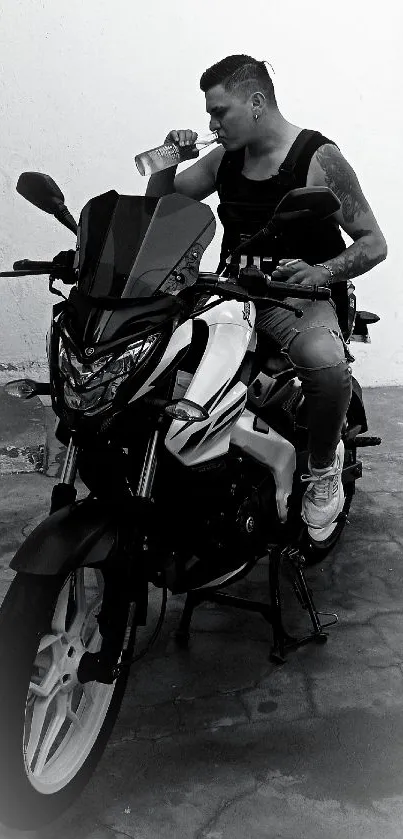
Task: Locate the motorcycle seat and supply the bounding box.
[260,354,293,376]
[256,334,293,377]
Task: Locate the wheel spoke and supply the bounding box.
[66,703,83,730]
[25,685,61,769]
[51,578,71,634]
[37,633,61,654]
[30,661,60,697]
[86,624,102,654]
[83,680,95,704]
[33,692,69,776]
[68,569,88,637]
[69,569,103,640]
[30,637,65,697]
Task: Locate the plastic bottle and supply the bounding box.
[135,133,217,176]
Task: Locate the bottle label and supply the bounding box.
[157,144,181,161]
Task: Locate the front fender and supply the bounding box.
[11,497,117,576]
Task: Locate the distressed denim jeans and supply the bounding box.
[255,298,352,468]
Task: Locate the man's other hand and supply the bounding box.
[272,259,331,287]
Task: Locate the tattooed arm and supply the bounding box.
[306,144,387,280]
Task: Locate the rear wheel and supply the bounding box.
[0,568,131,830]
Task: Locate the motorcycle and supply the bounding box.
[0,171,381,828]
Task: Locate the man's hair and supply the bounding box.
[200,54,276,104]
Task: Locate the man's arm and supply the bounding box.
[145,166,177,198]
[146,130,224,200]
[174,146,224,199]
[307,144,387,279]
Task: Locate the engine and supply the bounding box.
[153,451,279,592]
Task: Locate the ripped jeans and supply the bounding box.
[255,298,352,468]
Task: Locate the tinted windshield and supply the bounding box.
[76,192,216,299]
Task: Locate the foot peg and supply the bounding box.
[354,435,382,447]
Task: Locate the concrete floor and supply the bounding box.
[0,387,403,838]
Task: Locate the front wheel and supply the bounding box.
[0,568,131,830]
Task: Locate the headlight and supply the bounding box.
[63,382,106,412]
[59,333,160,413]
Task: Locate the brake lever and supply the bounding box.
[197,279,304,317]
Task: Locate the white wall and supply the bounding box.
[0,0,401,384]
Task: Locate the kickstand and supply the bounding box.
[279,547,338,654]
[175,546,337,662]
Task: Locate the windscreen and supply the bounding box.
[76,191,216,299]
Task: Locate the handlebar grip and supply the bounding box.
[13,259,55,272]
[266,280,331,301]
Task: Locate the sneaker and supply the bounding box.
[301,440,345,535]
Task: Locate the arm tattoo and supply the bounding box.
[316,145,370,224]
[328,237,379,280]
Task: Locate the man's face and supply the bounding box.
[205,84,254,150]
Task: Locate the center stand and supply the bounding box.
[175,545,338,664]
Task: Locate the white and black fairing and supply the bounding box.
[48,192,216,435]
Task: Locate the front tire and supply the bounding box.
[0,568,131,830]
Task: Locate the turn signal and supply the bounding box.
[4,379,38,399]
[164,399,209,422]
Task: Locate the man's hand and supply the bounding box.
[272,259,330,287]
[146,129,199,198]
[165,129,199,157]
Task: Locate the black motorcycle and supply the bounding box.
[0,172,380,828]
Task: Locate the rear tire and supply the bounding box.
[0,569,131,830]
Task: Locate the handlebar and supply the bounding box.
[0,268,56,277]
[13,260,55,272]
[0,262,68,279]
[197,273,331,302]
[0,253,76,281]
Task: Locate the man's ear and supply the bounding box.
[251,91,266,109]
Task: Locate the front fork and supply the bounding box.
[49,420,161,514]
[137,426,160,499]
[64,427,163,684]
[49,438,79,513]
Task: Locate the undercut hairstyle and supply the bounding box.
[200,54,276,105]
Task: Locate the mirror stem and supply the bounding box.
[54,206,78,235]
[226,219,276,266]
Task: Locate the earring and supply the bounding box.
[253,112,260,122]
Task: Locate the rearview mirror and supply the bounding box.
[272,187,341,223]
[16,172,65,213]
[221,186,341,271]
[16,172,78,234]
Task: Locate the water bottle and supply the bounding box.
[135,133,218,176]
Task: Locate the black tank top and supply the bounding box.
[215,129,346,273]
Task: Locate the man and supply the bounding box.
[146,54,387,538]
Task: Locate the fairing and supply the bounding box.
[165,299,255,465]
[73,191,215,345]
[49,194,215,427]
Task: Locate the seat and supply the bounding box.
[255,334,293,378]
[260,355,293,376]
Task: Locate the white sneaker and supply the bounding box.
[301,440,345,535]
